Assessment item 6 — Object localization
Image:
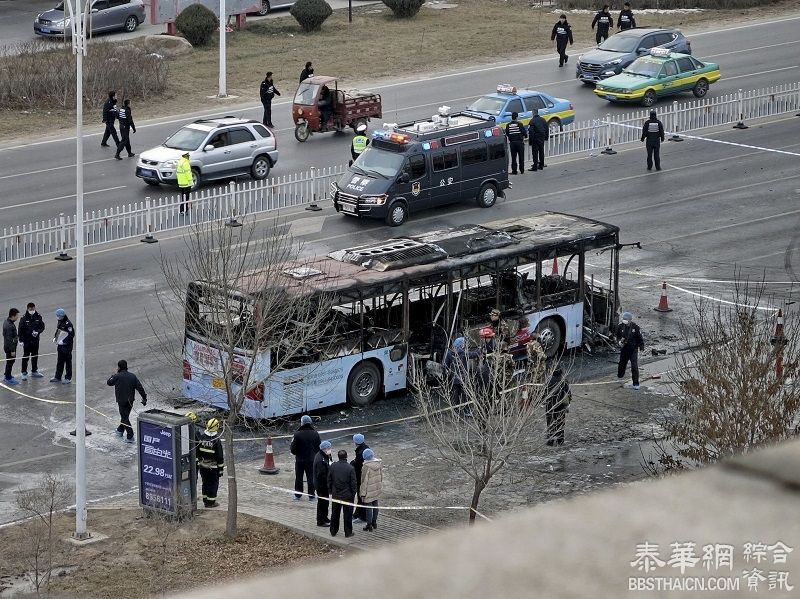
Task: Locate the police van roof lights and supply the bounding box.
[496,83,517,94]
[372,130,410,144]
[649,47,672,57]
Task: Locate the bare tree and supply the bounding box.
[412,339,563,525]
[14,474,72,595]
[152,218,334,539]
[667,279,800,465]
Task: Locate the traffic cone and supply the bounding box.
[551,256,559,276]
[654,281,673,313]
[258,437,280,475]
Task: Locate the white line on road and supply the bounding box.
[3,451,71,469]
[724,65,800,81]
[705,39,800,59]
[0,185,126,211]
[0,156,115,180]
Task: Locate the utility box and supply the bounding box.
[137,410,196,519]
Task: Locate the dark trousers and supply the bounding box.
[116,125,132,157]
[199,467,220,505]
[316,492,330,525]
[179,187,191,213]
[364,500,378,527]
[101,123,120,146]
[646,142,661,170]
[618,345,640,385]
[546,404,567,444]
[556,40,568,66]
[262,101,273,127]
[55,345,72,381]
[329,497,354,536]
[530,141,545,170]
[595,29,609,44]
[21,340,39,373]
[294,460,315,498]
[4,352,14,379]
[117,401,134,439]
[509,141,525,173]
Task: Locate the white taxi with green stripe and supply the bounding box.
[594,48,721,107]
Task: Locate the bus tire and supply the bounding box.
[535,317,564,359]
[347,361,382,407]
[476,183,497,208]
[385,201,408,226]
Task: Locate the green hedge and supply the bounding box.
[290,0,333,32]
[175,3,218,47]
[382,0,426,18]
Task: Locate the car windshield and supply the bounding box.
[54,2,65,9]
[294,83,319,106]
[623,60,663,77]
[598,34,640,53]
[163,127,208,151]
[466,96,506,115]
[352,147,405,178]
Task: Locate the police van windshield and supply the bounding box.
[294,83,319,106]
[598,34,639,53]
[352,147,405,178]
[164,127,208,151]
[624,60,663,77]
[466,96,506,115]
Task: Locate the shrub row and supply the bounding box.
[557,0,782,10]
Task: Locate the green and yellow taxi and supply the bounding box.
[593,48,721,107]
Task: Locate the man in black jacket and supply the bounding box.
[551,14,574,67]
[328,449,357,538]
[617,2,636,31]
[545,366,572,446]
[351,433,369,521]
[641,110,665,171]
[300,61,314,83]
[505,112,527,175]
[100,90,119,147]
[313,440,333,526]
[50,308,74,384]
[114,99,136,160]
[19,302,45,380]
[3,308,20,385]
[616,312,645,390]
[107,359,147,442]
[528,112,549,172]
[592,5,614,44]
[291,415,321,500]
[259,71,280,128]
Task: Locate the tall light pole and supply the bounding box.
[218,0,227,98]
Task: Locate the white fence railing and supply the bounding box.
[2,82,799,265]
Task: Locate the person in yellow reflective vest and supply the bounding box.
[350,123,370,164]
[176,152,193,214]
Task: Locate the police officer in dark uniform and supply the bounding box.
[19,302,45,380]
[197,417,224,507]
[615,312,645,390]
[592,5,614,44]
[100,90,119,147]
[617,2,637,31]
[114,99,136,160]
[300,61,314,83]
[505,112,527,175]
[259,71,280,128]
[641,110,665,171]
[50,308,73,384]
[528,112,549,171]
[551,14,574,68]
[545,366,572,446]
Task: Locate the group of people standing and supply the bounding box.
[505,112,550,175]
[551,3,638,67]
[291,417,383,538]
[3,305,75,386]
[100,90,137,160]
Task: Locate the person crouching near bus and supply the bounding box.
[197,417,224,508]
[359,448,383,531]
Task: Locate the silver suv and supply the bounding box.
[136,117,279,190]
[35,0,145,38]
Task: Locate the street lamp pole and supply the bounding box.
[219,0,227,98]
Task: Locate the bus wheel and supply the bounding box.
[535,317,563,359]
[476,183,497,208]
[385,202,408,226]
[347,361,382,407]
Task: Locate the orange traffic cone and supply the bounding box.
[654,281,673,313]
[258,437,280,475]
[552,256,559,276]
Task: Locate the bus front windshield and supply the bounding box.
[294,83,319,106]
[352,147,405,179]
[623,60,663,77]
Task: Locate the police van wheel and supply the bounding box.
[547,118,562,133]
[476,183,497,208]
[190,168,201,191]
[641,90,657,107]
[294,123,310,142]
[258,0,270,15]
[692,79,709,98]
[124,15,138,32]
[386,202,408,226]
[143,178,160,187]
[535,317,564,359]
[347,361,382,407]
[251,156,271,180]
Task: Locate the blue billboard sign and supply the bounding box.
[139,421,176,513]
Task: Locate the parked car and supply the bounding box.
[136,117,279,190]
[251,0,297,15]
[34,0,145,38]
[466,84,575,133]
[575,28,691,84]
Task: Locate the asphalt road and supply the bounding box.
[1,15,800,227]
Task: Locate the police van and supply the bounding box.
[331,109,510,226]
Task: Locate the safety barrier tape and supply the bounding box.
[0,334,159,364]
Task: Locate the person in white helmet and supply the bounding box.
[350,122,370,163]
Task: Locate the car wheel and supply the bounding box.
[385,202,408,226]
[535,317,564,359]
[641,89,657,107]
[123,15,138,32]
[547,117,562,133]
[476,182,497,208]
[294,123,310,142]
[144,178,160,187]
[258,0,270,15]
[251,155,271,180]
[190,168,201,191]
[692,78,709,98]
[346,361,381,407]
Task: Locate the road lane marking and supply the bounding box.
[0,185,127,211]
[705,39,800,59]
[724,65,800,81]
[3,451,71,469]
[0,156,115,180]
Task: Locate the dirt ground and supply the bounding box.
[0,508,344,598]
[0,0,798,142]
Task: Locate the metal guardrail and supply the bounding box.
[2,82,799,265]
